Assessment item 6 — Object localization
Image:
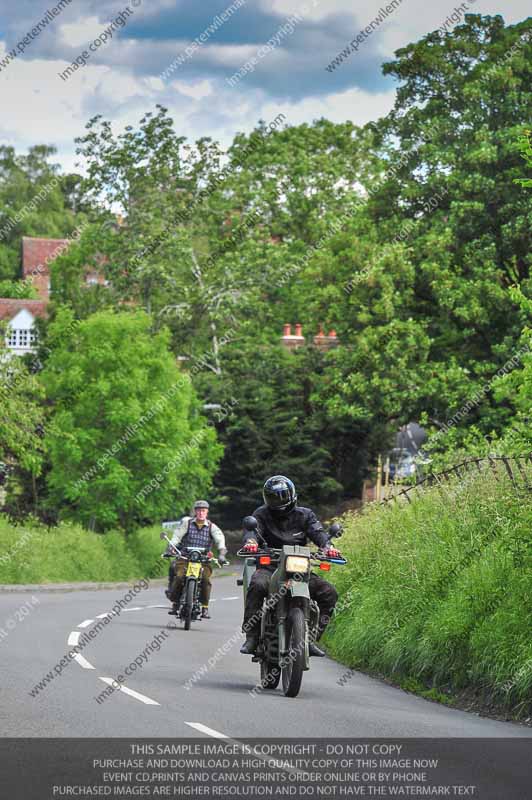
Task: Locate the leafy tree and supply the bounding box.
[0,351,45,514]
[61,108,282,372]
[0,145,86,281]
[16,14,532,522]
[516,129,532,187]
[307,15,532,463]
[200,341,359,525]
[0,279,37,299]
[41,308,222,530]
[492,288,532,454]
[378,14,531,397]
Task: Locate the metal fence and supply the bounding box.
[381,455,532,506]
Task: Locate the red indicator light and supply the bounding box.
[259,556,271,565]
[320,562,331,571]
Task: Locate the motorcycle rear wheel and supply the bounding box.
[282,607,305,697]
[183,580,195,631]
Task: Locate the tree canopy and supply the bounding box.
[41,309,222,530]
[1,13,530,526]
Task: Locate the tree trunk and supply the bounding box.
[189,247,222,375]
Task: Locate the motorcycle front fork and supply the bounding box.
[276,599,319,655]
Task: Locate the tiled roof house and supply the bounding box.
[1,235,104,356]
[21,236,71,301]
[0,299,48,355]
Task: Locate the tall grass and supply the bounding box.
[0,518,165,585]
[324,465,532,717]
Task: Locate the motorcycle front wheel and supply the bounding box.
[260,660,281,690]
[282,606,306,697]
[183,580,195,631]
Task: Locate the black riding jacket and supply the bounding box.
[243,504,329,551]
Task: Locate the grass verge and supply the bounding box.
[0,519,165,585]
[324,464,532,720]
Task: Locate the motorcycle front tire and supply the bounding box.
[282,606,306,698]
[183,580,195,631]
[260,659,281,690]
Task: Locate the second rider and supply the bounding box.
[240,476,342,657]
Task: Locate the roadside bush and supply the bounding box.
[0,518,164,584]
[324,464,532,717]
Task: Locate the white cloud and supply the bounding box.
[59,16,102,48]
[269,0,530,55]
[375,0,531,57]
[170,78,213,99]
[261,85,396,131]
[201,43,265,67]
[265,0,344,21]
[0,46,158,172]
[0,0,529,176]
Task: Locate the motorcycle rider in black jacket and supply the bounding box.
[240,475,342,657]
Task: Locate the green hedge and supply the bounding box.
[0,518,165,585]
[324,467,532,717]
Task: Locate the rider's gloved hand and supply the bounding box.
[325,546,342,559]
[242,539,258,553]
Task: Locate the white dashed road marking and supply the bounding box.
[71,596,243,702]
[185,722,229,738]
[184,723,308,778]
[73,653,95,670]
[99,678,159,705]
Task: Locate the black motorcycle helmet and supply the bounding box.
[263,475,297,514]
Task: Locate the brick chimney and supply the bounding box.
[281,323,305,350]
[314,325,339,351]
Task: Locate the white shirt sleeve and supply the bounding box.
[168,517,190,547]
[210,522,226,553]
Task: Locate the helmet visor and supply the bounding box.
[264,486,292,510]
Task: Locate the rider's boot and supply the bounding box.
[240,620,260,654]
[168,602,178,616]
[240,634,259,654]
[201,606,211,619]
[309,616,328,657]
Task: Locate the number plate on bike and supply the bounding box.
[186,563,202,578]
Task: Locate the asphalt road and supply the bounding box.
[2,575,531,739]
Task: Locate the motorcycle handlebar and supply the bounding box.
[236,547,346,564]
[161,550,229,567]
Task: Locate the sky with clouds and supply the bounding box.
[0,0,529,173]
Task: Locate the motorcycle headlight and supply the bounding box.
[285,555,310,574]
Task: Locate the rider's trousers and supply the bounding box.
[242,568,338,639]
[169,560,213,606]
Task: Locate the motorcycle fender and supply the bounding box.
[186,562,202,579]
[286,580,310,599]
